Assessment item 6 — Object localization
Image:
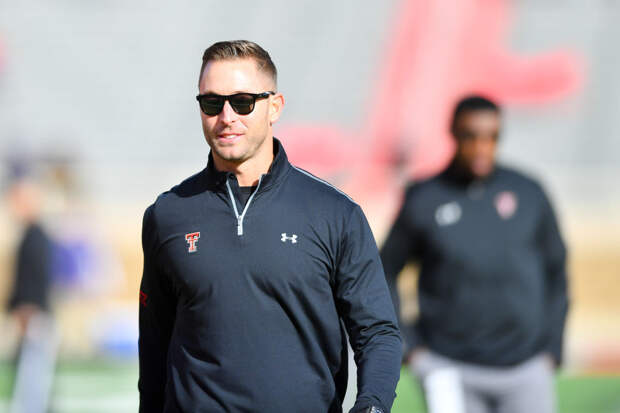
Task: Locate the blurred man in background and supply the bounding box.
[6,176,51,337]
[5,169,58,413]
[381,96,569,413]
[138,40,401,413]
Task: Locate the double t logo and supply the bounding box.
[185,232,200,253]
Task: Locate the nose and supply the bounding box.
[473,135,495,153]
[218,100,237,124]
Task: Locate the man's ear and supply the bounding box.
[269,93,285,125]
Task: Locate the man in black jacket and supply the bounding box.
[6,173,57,413]
[381,96,568,413]
[138,40,402,413]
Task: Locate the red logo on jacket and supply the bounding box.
[495,191,518,219]
[185,232,200,253]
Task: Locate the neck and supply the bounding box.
[213,139,274,186]
[449,158,494,183]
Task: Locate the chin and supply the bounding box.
[219,154,245,163]
[472,167,493,178]
[216,149,247,163]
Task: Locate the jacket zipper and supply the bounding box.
[225,175,264,236]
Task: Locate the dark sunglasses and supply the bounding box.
[196,91,275,116]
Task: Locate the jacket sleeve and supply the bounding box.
[379,187,423,355]
[138,205,177,412]
[537,190,569,366]
[334,204,403,413]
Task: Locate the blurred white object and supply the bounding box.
[423,367,466,413]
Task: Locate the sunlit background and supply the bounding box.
[1,1,619,412]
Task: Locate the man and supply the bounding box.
[6,176,52,339]
[138,40,402,413]
[6,172,58,413]
[381,96,569,413]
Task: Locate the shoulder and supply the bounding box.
[405,174,443,197]
[287,165,358,212]
[161,168,208,203]
[148,169,207,213]
[495,165,547,198]
[399,173,447,210]
[143,169,208,233]
[25,223,50,241]
[21,223,52,252]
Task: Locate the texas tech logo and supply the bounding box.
[185,232,200,253]
[495,191,518,220]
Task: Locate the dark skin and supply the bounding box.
[451,109,500,179]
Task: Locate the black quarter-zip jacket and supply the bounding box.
[381,162,568,367]
[139,139,402,413]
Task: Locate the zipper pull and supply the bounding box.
[237,218,243,236]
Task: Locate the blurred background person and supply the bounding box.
[4,165,58,413]
[381,95,569,413]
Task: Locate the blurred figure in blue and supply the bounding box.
[5,166,58,413]
[381,96,569,413]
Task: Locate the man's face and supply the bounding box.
[8,179,40,223]
[198,58,283,167]
[452,110,500,178]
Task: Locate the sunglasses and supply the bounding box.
[196,91,275,116]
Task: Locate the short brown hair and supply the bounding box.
[198,40,277,88]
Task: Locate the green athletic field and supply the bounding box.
[1,360,619,413]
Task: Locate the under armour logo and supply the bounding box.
[185,232,200,253]
[281,233,298,243]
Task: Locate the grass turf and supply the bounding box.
[1,361,619,412]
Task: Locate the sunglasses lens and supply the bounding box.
[229,94,256,115]
[198,93,268,116]
[199,96,224,116]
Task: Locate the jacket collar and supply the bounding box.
[203,137,291,191]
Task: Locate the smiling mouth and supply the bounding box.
[216,134,243,142]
